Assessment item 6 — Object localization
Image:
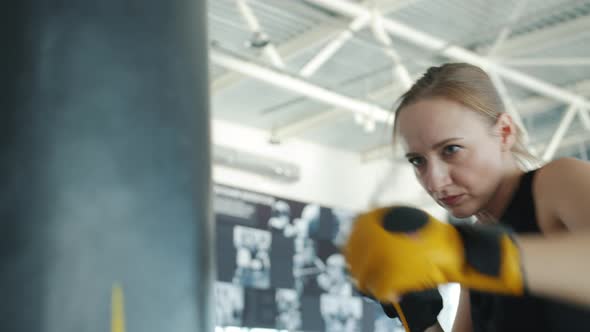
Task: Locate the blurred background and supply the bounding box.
[4,1,589,332]
[207,0,590,331]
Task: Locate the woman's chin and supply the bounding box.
[447,205,476,220]
[450,211,473,219]
[434,198,476,219]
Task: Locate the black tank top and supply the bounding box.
[470,169,590,332]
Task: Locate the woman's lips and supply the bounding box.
[440,194,464,206]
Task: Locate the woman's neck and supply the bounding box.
[477,160,524,222]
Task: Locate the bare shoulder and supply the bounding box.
[533,157,590,231]
[537,157,590,176]
[534,157,590,196]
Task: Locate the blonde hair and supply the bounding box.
[393,63,539,169]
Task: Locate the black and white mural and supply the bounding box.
[214,184,395,331]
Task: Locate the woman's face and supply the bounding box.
[397,97,511,218]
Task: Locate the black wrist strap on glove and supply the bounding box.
[362,288,443,332]
[451,221,510,277]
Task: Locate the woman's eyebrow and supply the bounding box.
[405,137,464,158]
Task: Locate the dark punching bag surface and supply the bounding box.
[0,1,214,332]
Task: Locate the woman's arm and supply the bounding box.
[423,286,473,332]
[451,287,472,332]
[425,322,444,332]
[518,232,590,307]
[518,158,590,307]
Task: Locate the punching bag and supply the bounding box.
[0,1,214,331]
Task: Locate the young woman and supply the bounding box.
[345,63,590,332]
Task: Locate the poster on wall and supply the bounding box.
[242,287,278,329]
[213,183,397,331]
[214,281,244,327]
[214,185,298,289]
[232,225,272,289]
[275,288,302,331]
[320,293,363,332]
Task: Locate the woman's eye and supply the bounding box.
[442,145,462,156]
[408,157,425,167]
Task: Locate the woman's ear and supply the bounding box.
[494,113,517,152]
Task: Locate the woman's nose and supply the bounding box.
[423,162,452,195]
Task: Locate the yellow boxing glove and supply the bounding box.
[343,206,525,302]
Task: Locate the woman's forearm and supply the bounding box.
[425,321,444,332]
[518,232,590,308]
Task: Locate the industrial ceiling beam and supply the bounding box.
[270,108,346,142]
[486,0,529,56]
[269,81,410,141]
[306,0,590,109]
[484,15,590,57]
[542,104,579,161]
[235,0,285,68]
[212,0,419,93]
[516,79,590,117]
[299,13,371,78]
[210,46,393,124]
[498,57,590,67]
[369,9,412,89]
[212,22,342,92]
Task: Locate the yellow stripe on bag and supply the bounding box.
[111,283,126,332]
